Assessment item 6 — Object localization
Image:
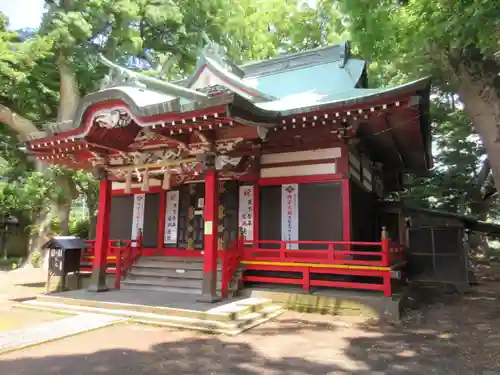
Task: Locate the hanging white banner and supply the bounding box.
[281,184,299,249]
[164,190,180,245]
[238,185,254,241]
[131,193,146,245]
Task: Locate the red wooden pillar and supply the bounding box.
[88,171,112,292]
[198,168,220,302]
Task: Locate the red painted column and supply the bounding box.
[88,171,112,292]
[198,168,220,302]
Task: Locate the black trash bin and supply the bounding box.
[44,236,87,292]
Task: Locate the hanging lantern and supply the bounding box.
[124,171,132,193]
[162,168,171,190]
[141,169,150,192]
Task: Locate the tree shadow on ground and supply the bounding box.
[1,316,493,375]
[15,282,45,288]
[0,337,344,375]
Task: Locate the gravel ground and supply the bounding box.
[0,305,496,375]
[0,266,499,374]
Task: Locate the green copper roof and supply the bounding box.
[254,78,428,113]
[245,59,367,103]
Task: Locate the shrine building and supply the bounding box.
[25,41,431,302]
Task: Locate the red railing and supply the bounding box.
[81,240,119,274]
[243,238,395,267]
[79,232,406,297]
[219,233,245,297]
[80,231,143,289]
[114,239,142,289]
[241,238,406,297]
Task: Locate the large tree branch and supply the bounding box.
[0,104,39,138]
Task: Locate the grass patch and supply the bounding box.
[0,257,23,270]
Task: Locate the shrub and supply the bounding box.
[31,251,41,268]
[69,217,90,239]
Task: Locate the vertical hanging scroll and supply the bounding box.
[131,193,146,245]
[238,185,254,241]
[164,190,180,245]
[281,184,299,249]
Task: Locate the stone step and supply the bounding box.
[35,293,274,321]
[122,277,202,289]
[126,273,224,286]
[133,305,284,335]
[134,260,222,271]
[16,300,283,335]
[121,281,239,295]
[128,267,214,279]
[120,282,202,295]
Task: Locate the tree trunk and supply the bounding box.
[57,202,72,235]
[87,199,97,239]
[456,51,500,194]
[57,56,80,124]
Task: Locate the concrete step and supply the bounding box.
[129,267,204,279]
[126,272,223,285]
[122,276,237,290]
[34,293,275,321]
[134,260,222,271]
[122,277,202,289]
[134,305,284,335]
[121,281,239,295]
[125,256,243,296]
[121,283,202,294]
[140,256,224,264]
[16,299,283,335]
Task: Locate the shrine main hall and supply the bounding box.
[26,41,430,301]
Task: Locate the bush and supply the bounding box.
[69,217,90,239]
[31,251,41,268]
[0,257,22,270]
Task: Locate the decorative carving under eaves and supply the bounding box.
[129,128,187,150]
[130,148,184,165]
[88,152,106,167]
[196,84,232,97]
[216,155,242,170]
[94,109,132,129]
[215,138,244,154]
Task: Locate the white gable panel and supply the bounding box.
[190,66,255,101]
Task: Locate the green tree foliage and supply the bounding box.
[336,0,500,217]
[400,95,499,220]
[0,0,344,246]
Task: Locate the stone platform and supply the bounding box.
[240,285,411,320]
[15,290,283,335]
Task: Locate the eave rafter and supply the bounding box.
[275,96,411,136]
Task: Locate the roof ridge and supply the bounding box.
[240,41,352,78]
